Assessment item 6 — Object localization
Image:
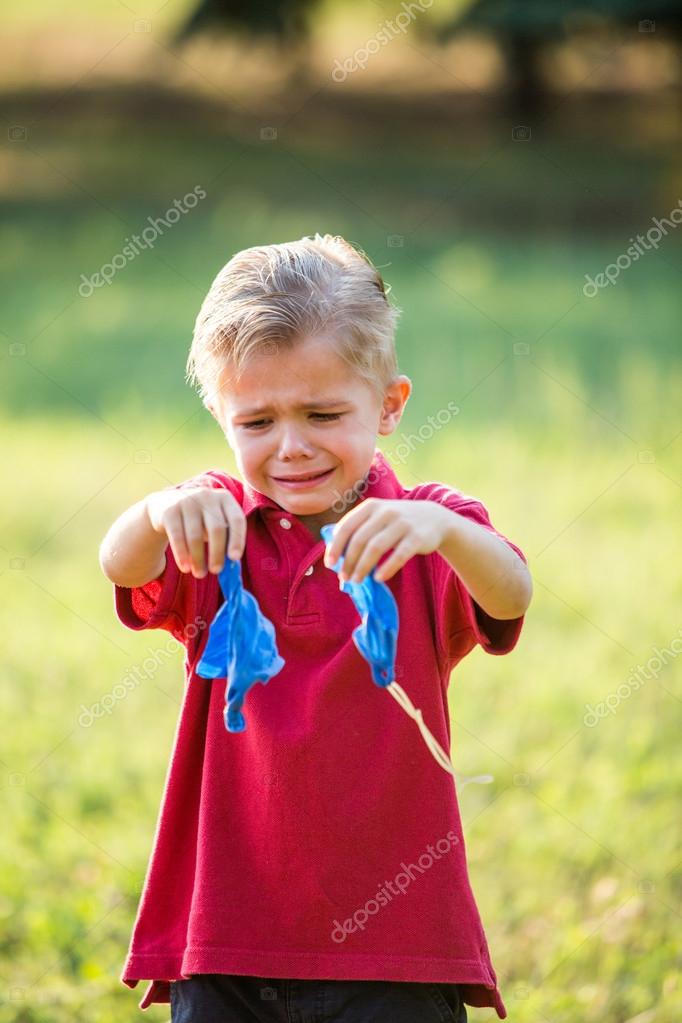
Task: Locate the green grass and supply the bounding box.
[1,110,679,441]
[1,399,680,1022]
[1,107,680,1021]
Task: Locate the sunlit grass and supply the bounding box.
[1,374,680,1019]
[1,93,679,1020]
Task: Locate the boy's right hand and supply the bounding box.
[144,486,246,578]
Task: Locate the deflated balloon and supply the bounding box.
[320,523,398,688]
[195,557,284,732]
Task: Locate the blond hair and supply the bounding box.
[186,233,401,407]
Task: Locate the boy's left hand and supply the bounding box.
[323,499,450,584]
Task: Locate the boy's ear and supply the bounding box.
[378,375,411,436]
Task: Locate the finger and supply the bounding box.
[204,502,229,574]
[325,505,380,571]
[324,499,376,567]
[373,535,420,582]
[205,494,245,570]
[180,502,208,577]
[163,508,192,573]
[343,520,405,583]
[224,499,247,560]
[335,511,390,579]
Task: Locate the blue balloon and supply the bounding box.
[320,523,398,688]
[196,525,399,732]
[195,557,284,732]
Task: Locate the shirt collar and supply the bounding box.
[240,448,404,519]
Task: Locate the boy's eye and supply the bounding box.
[241,412,343,430]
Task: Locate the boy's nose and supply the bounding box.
[277,426,314,458]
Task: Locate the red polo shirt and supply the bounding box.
[113,448,526,1018]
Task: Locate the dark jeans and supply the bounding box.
[169,973,467,1022]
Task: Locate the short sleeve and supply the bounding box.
[421,485,527,666]
[114,542,192,641]
[112,469,238,644]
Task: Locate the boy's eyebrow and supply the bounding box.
[233,398,353,416]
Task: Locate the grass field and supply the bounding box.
[1,103,680,1022]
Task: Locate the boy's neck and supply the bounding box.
[293,498,360,541]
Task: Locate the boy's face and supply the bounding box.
[207,334,411,533]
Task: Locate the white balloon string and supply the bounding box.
[385,681,493,788]
[385,680,456,777]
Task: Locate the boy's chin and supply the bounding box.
[277,493,334,513]
[272,488,342,519]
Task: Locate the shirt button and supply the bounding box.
[304,565,313,576]
[279,518,292,529]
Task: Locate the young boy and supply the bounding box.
[99,233,532,1022]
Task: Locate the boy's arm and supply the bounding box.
[99,497,167,589]
[100,472,245,640]
[427,493,529,663]
[436,507,532,621]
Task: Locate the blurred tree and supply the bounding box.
[172,0,681,111]
[432,0,682,118]
[173,0,316,45]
